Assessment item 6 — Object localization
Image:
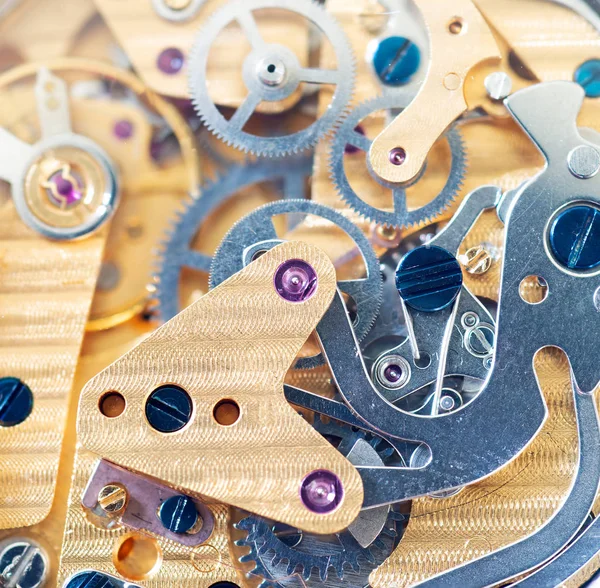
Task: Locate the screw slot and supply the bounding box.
[145,384,193,433]
[0,377,34,427]
[98,483,128,515]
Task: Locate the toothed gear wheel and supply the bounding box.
[235,417,406,587]
[153,156,312,322]
[329,94,467,228]
[209,199,383,369]
[188,0,355,157]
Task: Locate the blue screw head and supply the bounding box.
[208,583,241,588]
[158,494,199,534]
[396,245,463,312]
[0,540,47,588]
[372,36,420,86]
[64,571,116,588]
[574,59,600,98]
[549,204,600,271]
[0,377,33,427]
[145,384,193,433]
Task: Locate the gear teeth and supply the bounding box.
[232,420,403,586]
[329,94,468,229]
[208,198,383,368]
[187,0,356,158]
[151,157,313,324]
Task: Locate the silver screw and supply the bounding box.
[568,145,600,179]
[0,539,49,588]
[484,72,512,101]
[594,287,600,312]
[439,395,455,411]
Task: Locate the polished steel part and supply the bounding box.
[209,199,383,369]
[322,82,600,508]
[188,0,355,157]
[0,68,119,240]
[77,241,363,534]
[414,381,599,587]
[511,514,600,586]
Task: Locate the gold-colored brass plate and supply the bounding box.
[0,58,201,330]
[475,0,600,83]
[0,205,106,529]
[370,348,580,587]
[0,0,97,67]
[77,241,363,534]
[58,450,244,587]
[368,0,501,185]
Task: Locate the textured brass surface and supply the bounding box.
[368,0,501,184]
[0,59,197,584]
[0,58,200,331]
[58,450,244,587]
[475,0,600,83]
[0,0,97,67]
[77,241,363,534]
[0,202,106,530]
[370,348,580,587]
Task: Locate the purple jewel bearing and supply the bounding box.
[274,259,318,303]
[300,469,344,514]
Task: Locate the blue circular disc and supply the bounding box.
[158,494,199,534]
[0,377,33,427]
[145,384,193,433]
[549,204,600,270]
[396,245,463,312]
[574,59,600,98]
[372,36,420,86]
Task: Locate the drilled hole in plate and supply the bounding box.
[213,399,241,426]
[519,275,548,304]
[99,391,126,418]
[414,352,432,369]
[448,17,465,35]
[113,533,162,581]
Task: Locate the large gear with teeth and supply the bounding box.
[187,0,355,157]
[235,416,406,587]
[329,94,467,228]
[208,198,383,369]
[152,156,313,323]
